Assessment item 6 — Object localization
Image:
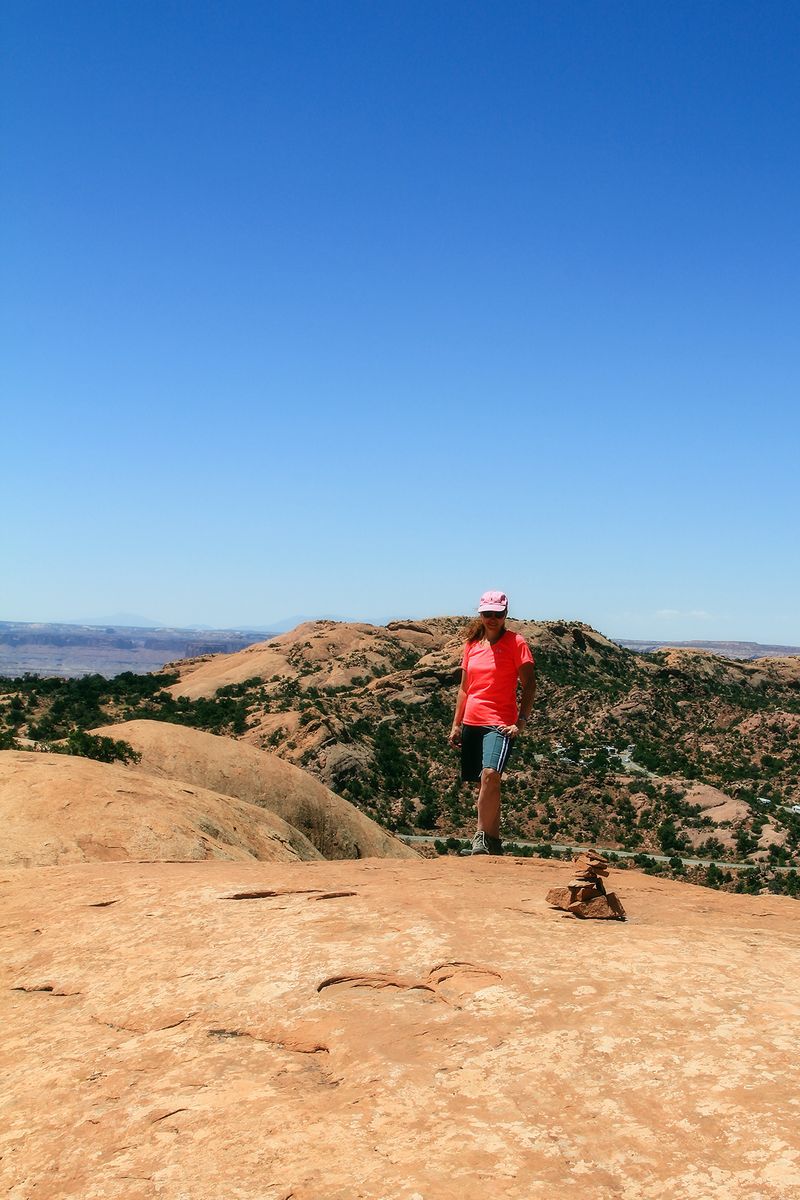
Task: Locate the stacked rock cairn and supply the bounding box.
[546,850,626,921]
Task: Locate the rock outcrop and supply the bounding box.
[166,619,445,699]
[92,720,418,861]
[0,750,321,867]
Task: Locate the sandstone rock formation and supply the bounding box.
[3,856,798,1199]
[167,619,443,700]
[0,750,321,868]
[167,617,625,703]
[91,720,418,861]
[546,850,626,919]
[681,781,752,826]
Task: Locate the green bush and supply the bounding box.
[54,730,141,765]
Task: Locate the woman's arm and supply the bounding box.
[449,669,468,747]
[498,661,536,737]
[516,661,536,726]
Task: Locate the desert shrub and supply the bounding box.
[734,869,761,895]
[52,730,141,764]
[658,819,689,854]
[705,862,725,888]
[417,798,439,829]
[695,837,726,858]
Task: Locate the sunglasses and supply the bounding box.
[480,611,505,619]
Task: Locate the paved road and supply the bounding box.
[398,834,799,872]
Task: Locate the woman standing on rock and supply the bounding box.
[448,591,536,855]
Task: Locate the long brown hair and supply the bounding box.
[464,611,508,643]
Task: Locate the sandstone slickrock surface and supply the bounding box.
[91,720,418,861]
[0,751,321,868]
[3,857,799,1199]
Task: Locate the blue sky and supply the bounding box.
[2,1,798,641]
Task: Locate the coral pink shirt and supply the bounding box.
[461,631,534,726]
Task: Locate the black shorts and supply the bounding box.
[461,724,516,783]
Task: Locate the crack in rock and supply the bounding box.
[91,1014,192,1034]
[318,973,437,997]
[221,888,359,902]
[317,961,502,1006]
[308,891,358,901]
[221,888,326,900]
[207,1029,329,1054]
[12,983,82,996]
[151,1108,188,1123]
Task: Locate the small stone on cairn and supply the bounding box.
[546,850,626,920]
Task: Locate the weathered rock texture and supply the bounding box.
[3,857,799,1199]
[0,751,321,868]
[91,720,417,861]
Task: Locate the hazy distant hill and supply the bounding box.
[618,638,800,659]
[0,621,272,678]
[65,612,166,628]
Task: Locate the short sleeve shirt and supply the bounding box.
[460,631,534,726]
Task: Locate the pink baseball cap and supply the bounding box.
[478,590,508,612]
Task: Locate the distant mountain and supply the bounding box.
[65,613,166,629]
[618,639,800,660]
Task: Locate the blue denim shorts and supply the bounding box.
[461,724,515,783]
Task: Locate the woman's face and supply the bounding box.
[480,609,507,635]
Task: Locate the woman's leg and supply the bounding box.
[477,767,502,838]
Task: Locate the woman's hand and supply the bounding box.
[448,724,462,748]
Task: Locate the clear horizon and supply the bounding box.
[3,2,798,644]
